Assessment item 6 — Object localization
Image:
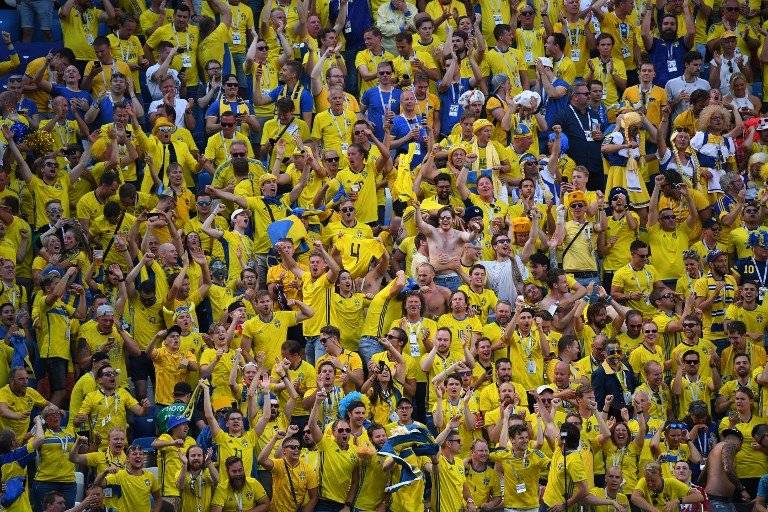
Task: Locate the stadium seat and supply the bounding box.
[0,9,19,41]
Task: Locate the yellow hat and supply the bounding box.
[152,117,175,135]
[721,30,737,39]
[473,118,494,134]
[567,190,587,204]
[258,173,278,186]
[511,216,532,233]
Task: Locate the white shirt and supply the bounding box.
[148,97,188,127]
[145,64,181,101]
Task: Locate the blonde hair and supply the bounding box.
[697,104,732,132]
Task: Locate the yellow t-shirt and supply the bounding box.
[242,311,299,370]
[156,434,197,496]
[105,469,161,510]
[490,448,550,509]
[542,449,587,507]
[78,388,139,446]
[60,7,102,60]
[83,60,133,98]
[317,435,359,502]
[269,457,318,511]
[145,23,201,86]
[151,345,196,405]
[210,476,267,511]
[431,452,467,512]
[611,263,659,318]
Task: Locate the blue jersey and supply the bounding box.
[361,86,402,140]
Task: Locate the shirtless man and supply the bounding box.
[415,263,451,319]
[414,203,481,292]
[702,428,748,511]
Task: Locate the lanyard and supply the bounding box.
[570,105,593,133]
[753,257,768,286]
[54,121,73,148]
[118,39,132,63]
[173,26,191,50]
[519,330,535,359]
[685,375,703,401]
[629,263,652,294]
[329,109,349,141]
[234,491,243,512]
[378,87,393,111]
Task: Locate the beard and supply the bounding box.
[230,475,245,491]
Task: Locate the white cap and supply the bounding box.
[538,57,554,69]
[536,384,555,395]
[230,208,247,222]
[96,305,115,317]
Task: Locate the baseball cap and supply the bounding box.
[463,205,483,222]
[173,382,193,396]
[536,384,554,395]
[230,208,247,222]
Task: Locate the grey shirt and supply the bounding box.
[665,75,710,120]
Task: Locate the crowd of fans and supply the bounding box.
[1,0,768,509]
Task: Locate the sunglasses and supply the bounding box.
[496,238,511,244]
[225,82,239,87]
[336,428,351,433]
[197,200,211,207]
[660,215,675,220]
[340,206,355,213]
[684,359,700,364]
[571,202,585,208]
[682,323,697,328]
[158,127,173,133]
[644,329,658,334]
[439,215,453,220]
[521,10,534,14]
[353,130,366,135]
[378,70,393,75]
[325,156,340,162]
[221,122,235,127]
[231,152,246,157]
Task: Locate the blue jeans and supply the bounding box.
[32,481,77,511]
[574,275,601,302]
[434,273,461,292]
[359,336,383,367]
[305,335,324,365]
[18,0,53,30]
[708,498,736,512]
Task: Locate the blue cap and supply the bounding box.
[166,416,189,432]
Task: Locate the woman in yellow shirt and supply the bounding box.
[199,320,240,410]
[362,359,404,425]
[331,270,370,352]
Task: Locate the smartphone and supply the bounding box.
[560,177,569,184]
[211,199,221,212]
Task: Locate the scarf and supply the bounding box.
[471,139,506,202]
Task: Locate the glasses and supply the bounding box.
[496,238,511,244]
[221,122,235,127]
[158,127,173,133]
[684,359,700,365]
[340,206,355,213]
[660,215,675,220]
[521,10,534,15]
[284,444,300,450]
[225,82,239,87]
[336,428,351,433]
[570,202,585,209]
[386,334,405,342]
[541,398,553,404]
[682,323,697,328]
[439,215,453,220]
[325,156,340,162]
[378,70,393,75]
[196,200,211,207]
[644,329,658,334]
[101,371,116,377]
[231,152,246,157]
[606,348,622,355]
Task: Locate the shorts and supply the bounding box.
[42,357,67,391]
[128,352,154,381]
[17,0,53,30]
